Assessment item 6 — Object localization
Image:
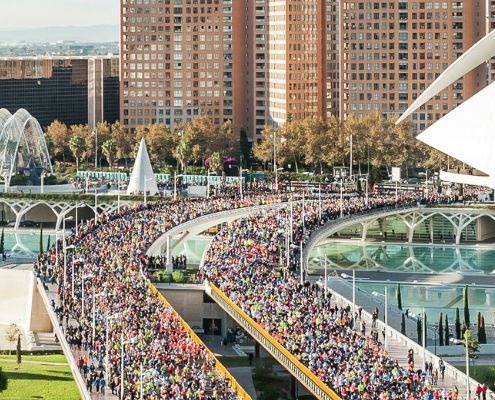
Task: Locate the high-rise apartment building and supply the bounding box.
[0,56,119,128]
[120,0,246,132]
[120,0,489,138]
[330,0,487,131]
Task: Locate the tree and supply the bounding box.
[46,120,70,161]
[438,313,444,346]
[135,124,176,167]
[68,135,86,169]
[252,126,276,167]
[110,122,133,168]
[401,313,406,335]
[480,315,487,344]
[5,324,21,355]
[102,139,118,169]
[208,151,222,174]
[70,124,92,166]
[16,334,21,366]
[455,307,461,339]
[424,313,427,343]
[0,228,4,255]
[397,283,402,310]
[445,314,450,346]
[463,329,480,365]
[417,317,422,344]
[39,224,43,255]
[464,285,470,328]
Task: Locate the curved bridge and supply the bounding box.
[146,203,286,262]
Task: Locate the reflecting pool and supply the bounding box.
[309,242,495,274]
[4,231,56,257]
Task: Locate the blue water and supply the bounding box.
[3,231,57,256]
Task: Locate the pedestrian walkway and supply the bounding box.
[324,276,469,396]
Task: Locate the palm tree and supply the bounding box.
[68,135,86,170]
[102,139,117,169]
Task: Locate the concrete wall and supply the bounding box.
[0,270,52,333]
[477,216,495,241]
[0,270,34,330]
[158,284,232,336]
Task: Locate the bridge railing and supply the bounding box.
[147,281,252,400]
[35,278,91,400]
[303,204,420,262]
[205,281,341,400]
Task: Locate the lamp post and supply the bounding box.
[384,285,388,349]
[174,173,183,201]
[465,333,471,400]
[93,129,98,169]
[324,253,328,299]
[318,184,322,220]
[40,171,47,194]
[105,312,120,382]
[273,129,278,192]
[81,273,94,321]
[66,245,75,297]
[121,336,136,400]
[62,215,74,289]
[422,308,427,368]
[352,269,356,320]
[340,179,344,218]
[117,180,121,212]
[144,177,153,206]
[239,168,249,200]
[360,176,369,207]
[94,192,104,225]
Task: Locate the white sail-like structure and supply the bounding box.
[127,138,159,195]
[0,108,53,186]
[398,29,495,188]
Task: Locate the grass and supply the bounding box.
[0,360,79,399]
[0,355,67,364]
[457,365,495,391]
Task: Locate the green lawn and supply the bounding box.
[457,365,495,391]
[0,354,67,364]
[0,360,79,399]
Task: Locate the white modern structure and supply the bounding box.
[398,29,495,189]
[127,138,158,195]
[0,109,52,187]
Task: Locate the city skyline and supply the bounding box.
[0,0,118,31]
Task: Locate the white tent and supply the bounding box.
[127,138,159,195]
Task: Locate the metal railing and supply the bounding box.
[205,282,341,400]
[303,204,420,262]
[147,281,252,400]
[35,277,91,400]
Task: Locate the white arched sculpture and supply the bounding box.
[127,138,159,195]
[398,29,495,188]
[0,108,53,186]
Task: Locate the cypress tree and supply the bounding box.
[397,283,403,310]
[0,227,4,255]
[439,313,444,346]
[39,224,44,255]
[401,313,406,335]
[445,314,450,346]
[477,312,482,343]
[455,307,461,339]
[417,317,422,344]
[464,285,470,327]
[482,315,487,344]
[424,312,427,343]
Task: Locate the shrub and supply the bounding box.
[0,366,6,391]
[172,271,185,283]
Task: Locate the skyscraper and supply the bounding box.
[120,0,489,139]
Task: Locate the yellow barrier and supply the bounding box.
[208,282,341,400]
[147,282,252,400]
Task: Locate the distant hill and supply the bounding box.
[0,25,118,44]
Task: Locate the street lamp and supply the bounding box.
[384,285,388,349]
[239,168,249,200]
[273,129,278,192]
[173,173,183,201]
[62,215,74,289]
[121,335,137,400]
[339,179,344,218]
[144,177,154,206]
[65,245,76,297]
[81,273,94,321]
[94,192,104,225]
[106,312,121,382]
[40,171,48,194]
[359,175,369,207]
[92,129,98,169]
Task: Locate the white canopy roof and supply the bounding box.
[127,138,159,195]
[397,29,495,124]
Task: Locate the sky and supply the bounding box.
[0,0,119,30]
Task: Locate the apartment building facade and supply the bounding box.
[120,0,489,138]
